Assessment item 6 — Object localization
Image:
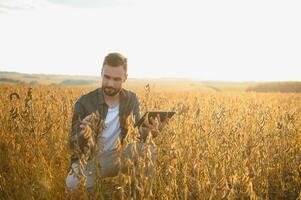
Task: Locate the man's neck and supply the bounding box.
[104,93,120,107]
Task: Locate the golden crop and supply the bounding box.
[0,84,300,200]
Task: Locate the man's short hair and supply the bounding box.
[102,52,127,72]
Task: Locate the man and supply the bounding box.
[65,52,161,190]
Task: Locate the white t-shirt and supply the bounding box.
[97,104,121,151]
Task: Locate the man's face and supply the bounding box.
[101,64,127,97]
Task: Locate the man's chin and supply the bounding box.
[103,89,120,97]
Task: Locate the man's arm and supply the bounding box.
[132,94,148,142]
[70,99,87,152]
[132,94,141,126]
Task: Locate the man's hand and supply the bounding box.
[139,114,169,138]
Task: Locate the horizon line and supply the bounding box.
[0,70,300,83]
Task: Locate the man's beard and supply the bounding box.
[103,86,121,96]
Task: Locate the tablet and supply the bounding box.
[134,111,176,127]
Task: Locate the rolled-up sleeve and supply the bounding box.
[70,99,86,151]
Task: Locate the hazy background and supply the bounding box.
[0,0,300,81]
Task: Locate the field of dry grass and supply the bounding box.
[0,84,300,199]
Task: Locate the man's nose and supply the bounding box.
[107,79,114,87]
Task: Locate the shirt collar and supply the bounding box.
[97,88,106,105]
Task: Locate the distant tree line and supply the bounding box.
[0,78,38,85]
[0,78,25,84]
[246,82,301,93]
[59,79,98,86]
[206,85,222,92]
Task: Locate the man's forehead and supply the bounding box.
[102,64,126,77]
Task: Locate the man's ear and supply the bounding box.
[123,73,128,82]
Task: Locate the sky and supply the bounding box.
[0,0,300,81]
